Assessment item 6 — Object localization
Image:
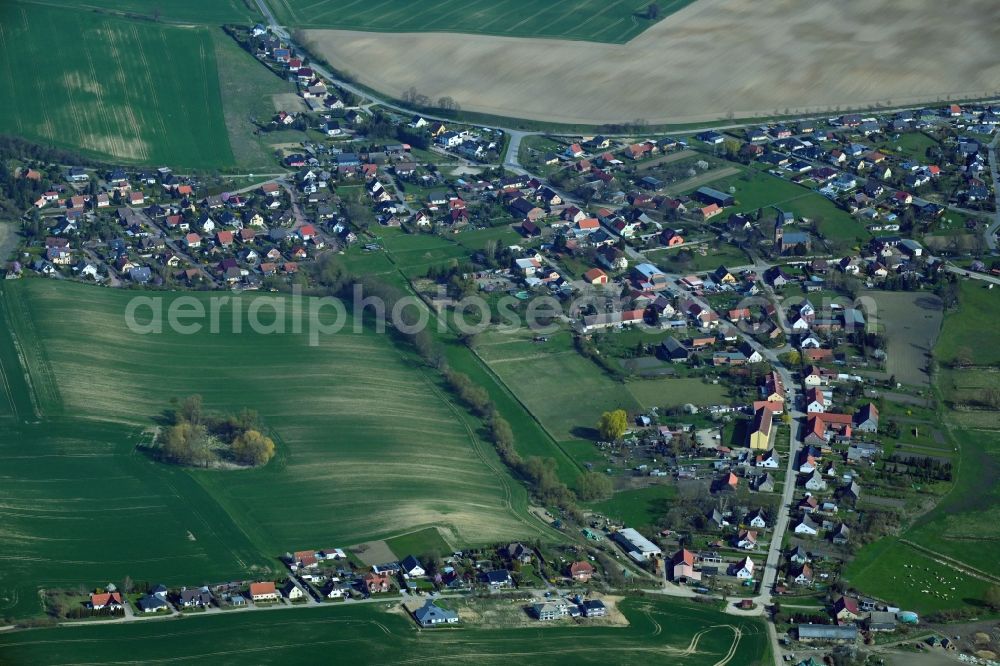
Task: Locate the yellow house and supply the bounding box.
[748,407,773,450]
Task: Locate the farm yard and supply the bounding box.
[274,0,694,43]
[0,280,552,616]
[304,0,1000,126]
[0,596,768,665]
[0,1,233,167]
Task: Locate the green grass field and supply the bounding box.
[0,1,233,167]
[588,484,676,529]
[0,280,552,616]
[476,331,641,441]
[696,169,868,244]
[935,281,1000,366]
[0,596,769,665]
[273,0,695,43]
[842,538,985,614]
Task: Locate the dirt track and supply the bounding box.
[304,0,1000,125]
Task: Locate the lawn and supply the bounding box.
[0,1,233,167]
[843,538,985,614]
[875,131,939,163]
[652,243,751,273]
[588,484,677,529]
[0,596,769,665]
[697,168,869,244]
[274,0,696,43]
[0,280,551,616]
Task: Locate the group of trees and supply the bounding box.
[157,395,276,467]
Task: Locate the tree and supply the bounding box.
[984,584,1000,611]
[231,429,276,466]
[576,472,613,501]
[597,409,628,441]
[162,421,207,465]
[177,394,204,425]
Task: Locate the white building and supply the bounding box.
[613,528,662,563]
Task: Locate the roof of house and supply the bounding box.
[250,582,276,596]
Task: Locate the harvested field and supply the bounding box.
[304,0,1000,125]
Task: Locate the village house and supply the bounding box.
[250,582,279,602]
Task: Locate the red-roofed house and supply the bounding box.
[583,268,608,285]
[90,591,124,610]
[569,560,595,582]
[363,572,391,594]
[670,549,701,582]
[250,582,278,601]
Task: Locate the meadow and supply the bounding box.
[859,291,942,387]
[277,0,694,43]
[0,1,233,167]
[842,538,985,614]
[0,596,769,665]
[0,280,554,616]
